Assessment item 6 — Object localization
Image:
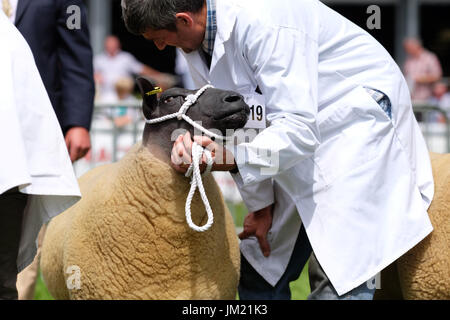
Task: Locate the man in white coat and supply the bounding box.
[0,11,81,299]
[121,0,434,299]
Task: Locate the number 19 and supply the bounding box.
[250,105,263,121]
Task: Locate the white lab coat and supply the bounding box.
[182,0,434,295]
[0,12,81,272]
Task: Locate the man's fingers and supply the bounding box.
[69,145,81,163]
[238,229,251,240]
[257,234,271,257]
[69,149,76,163]
[64,127,91,163]
[175,135,184,157]
[172,136,185,164]
[238,229,271,257]
[193,135,220,165]
[181,132,194,165]
[182,131,193,152]
[172,134,192,166]
[77,145,90,160]
[171,150,183,167]
[193,135,215,150]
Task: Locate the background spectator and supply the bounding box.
[113,76,141,128]
[403,37,443,102]
[94,35,177,102]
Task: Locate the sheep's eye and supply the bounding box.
[163,96,174,104]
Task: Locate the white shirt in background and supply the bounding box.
[94,51,144,102]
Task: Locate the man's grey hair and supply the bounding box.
[121,0,205,34]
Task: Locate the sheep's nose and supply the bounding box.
[223,94,243,103]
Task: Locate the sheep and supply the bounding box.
[40,78,250,300]
[375,152,450,300]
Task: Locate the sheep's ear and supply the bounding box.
[136,76,159,119]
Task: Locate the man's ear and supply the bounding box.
[136,76,158,119]
[175,12,194,28]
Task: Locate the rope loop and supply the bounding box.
[184,142,214,232]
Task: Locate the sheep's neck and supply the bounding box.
[145,142,171,163]
[142,126,174,164]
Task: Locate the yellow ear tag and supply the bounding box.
[145,87,162,96]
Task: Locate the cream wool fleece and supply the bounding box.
[395,152,450,299]
[376,153,450,299]
[41,143,240,300]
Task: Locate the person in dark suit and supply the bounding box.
[2,0,94,299]
[14,0,95,162]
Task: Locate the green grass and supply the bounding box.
[290,262,310,300]
[33,201,310,300]
[34,270,53,300]
[227,201,248,228]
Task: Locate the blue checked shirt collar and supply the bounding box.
[202,0,217,57]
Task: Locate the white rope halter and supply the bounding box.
[145,84,231,142]
[144,84,226,232]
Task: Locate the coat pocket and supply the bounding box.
[314,85,390,186]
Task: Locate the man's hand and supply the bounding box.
[170,131,237,173]
[238,204,274,257]
[415,74,441,84]
[141,66,178,91]
[65,127,91,162]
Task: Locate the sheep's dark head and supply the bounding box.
[137,77,250,157]
[137,77,250,133]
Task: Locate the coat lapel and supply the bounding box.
[182,1,241,85]
[14,0,32,25]
[210,0,240,72]
[180,49,209,85]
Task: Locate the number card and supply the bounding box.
[244,93,266,129]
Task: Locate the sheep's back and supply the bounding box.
[396,152,450,299]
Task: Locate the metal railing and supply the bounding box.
[73,100,145,177]
[413,103,450,154]
[91,100,144,162]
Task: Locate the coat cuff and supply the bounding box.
[231,172,274,212]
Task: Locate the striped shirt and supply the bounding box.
[202,0,217,57]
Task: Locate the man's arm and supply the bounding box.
[125,52,177,91]
[232,23,320,186]
[141,65,178,91]
[416,53,442,84]
[56,0,95,161]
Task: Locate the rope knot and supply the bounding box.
[185,94,197,104]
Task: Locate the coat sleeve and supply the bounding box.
[233,22,320,186]
[231,174,274,212]
[56,0,95,133]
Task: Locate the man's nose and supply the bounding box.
[154,40,166,50]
